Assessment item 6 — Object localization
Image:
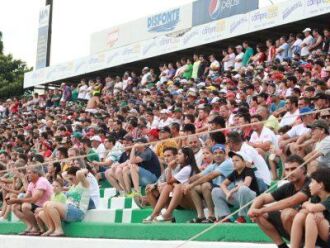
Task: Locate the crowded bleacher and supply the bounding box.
[0,26,330,247]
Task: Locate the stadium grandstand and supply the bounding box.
[0,0,330,248]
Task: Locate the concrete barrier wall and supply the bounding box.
[0,235,276,248]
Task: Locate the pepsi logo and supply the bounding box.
[208,0,221,20]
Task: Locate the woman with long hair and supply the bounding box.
[143,147,200,223]
[41,167,90,236]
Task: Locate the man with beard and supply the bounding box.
[248,155,311,248]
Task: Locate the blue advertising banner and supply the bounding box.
[192,0,259,26]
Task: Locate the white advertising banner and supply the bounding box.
[304,0,330,17]
[24,0,330,88]
[90,4,192,54]
[249,5,281,32]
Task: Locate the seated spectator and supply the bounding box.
[36,179,67,236]
[212,151,259,223]
[41,167,90,237]
[249,114,278,158]
[304,120,330,173]
[143,147,199,223]
[184,144,233,223]
[248,155,311,248]
[227,132,271,193]
[122,138,161,197]
[290,167,330,248]
[134,147,179,209]
[7,167,53,236]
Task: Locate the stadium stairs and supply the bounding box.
[0,180,279,243]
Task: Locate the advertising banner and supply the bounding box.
[304,0,330,17]
[35,5,50,69]
[24,0,330,88]
[279,0,304,23]
[249,5,281,31]
[192,0,259,26]
[90,4,192,54]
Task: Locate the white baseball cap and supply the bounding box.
[302,28,312,33]
[90,135,102,142]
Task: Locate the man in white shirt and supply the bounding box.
[208,54,220,78]
[300,28,314,57]
[90,135,106,161]
[276,36,289,62]
[157,109,173,129]
[223,47,235,71]
[235,45,244,70]
[279,107,314,158]
[227,132,271,193]
[279,96,299,127]
[249,114,278,158]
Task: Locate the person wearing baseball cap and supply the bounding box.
[90,135,106,161]
[183,144,233,223]
[212,150,259,223]
[305,119,330,172]
[301,28,313,57]
[312,92,329,110]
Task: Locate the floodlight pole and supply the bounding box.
[45,0,53,67]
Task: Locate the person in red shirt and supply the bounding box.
[266,39,276,63]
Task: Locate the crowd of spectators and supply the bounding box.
[0,27,329,247]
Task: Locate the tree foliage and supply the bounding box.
[0,31,32,99]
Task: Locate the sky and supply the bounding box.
[0,0,285,68]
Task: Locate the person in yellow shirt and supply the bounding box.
[155,126,178,160]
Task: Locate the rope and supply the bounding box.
[0,107,328,175]
[173,154,316,248]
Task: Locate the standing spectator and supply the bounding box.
[309,28,323,53]
[276,36,289,62]
[191,54,200,80]
[208,54,220,78]
[300,28,314,58]
[291,34,303,56]
[222,46,235,71]
[322,28,330,55]
[182,58,193,80]
[242,41,254,67]
[197,54,208,80]
[251,43,267,65]
[266,39,276,63]
[60,83,72,104]
[235,45,244,70]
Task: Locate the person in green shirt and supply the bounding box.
[242,41,254,67]
[36,179,67,235]
[191,54,201,80]
[82,138,100,162]
[71,86,79,102]
[183,58,193,79]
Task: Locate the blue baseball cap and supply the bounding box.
[211,144,226,153]
[299,107,313,114]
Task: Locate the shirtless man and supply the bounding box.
[86,92,101,114]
